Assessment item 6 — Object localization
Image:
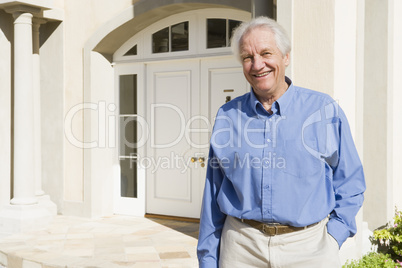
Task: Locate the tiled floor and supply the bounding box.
[0,215,199,268]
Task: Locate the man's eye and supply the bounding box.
[242,56,252,62]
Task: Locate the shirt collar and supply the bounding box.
[250,76,294,117]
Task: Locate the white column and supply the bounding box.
[10,11,37,205]
[0,5,56,238]
[388,0,402,210]
[32,18,46,197]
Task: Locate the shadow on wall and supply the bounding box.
[0,9,13,42]
[40,20,62,48]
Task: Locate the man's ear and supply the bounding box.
[284,53,290,67]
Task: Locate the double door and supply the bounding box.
[115,57,249,218]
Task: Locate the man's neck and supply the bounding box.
[254,81,289,113]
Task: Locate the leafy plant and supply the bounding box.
[343,208,402,268]
[371,208,402,260]
[343,252,399,268]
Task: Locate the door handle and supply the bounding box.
[190,157,205,167]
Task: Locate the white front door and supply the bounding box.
[146,59,206,218]
[146,57,249,218]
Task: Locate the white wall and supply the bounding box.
[88,51,115,216]
[40,20,65,212]
[61,0,135,215]
[292,0,335,96]
[0,10,12,208]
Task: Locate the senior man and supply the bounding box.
[197,16,366,268]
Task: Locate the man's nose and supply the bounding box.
[252,55,264,70]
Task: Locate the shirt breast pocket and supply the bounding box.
[281,139,323,178]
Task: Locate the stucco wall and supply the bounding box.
[292,0,335,96]
[40,20,65,212]
[62,0,135,208]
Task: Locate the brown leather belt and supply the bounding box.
[238,218,319,236]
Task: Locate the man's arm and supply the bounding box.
[197,147,227,268]
[326,106,366,248]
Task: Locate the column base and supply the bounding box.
[0,201,56,239]
[37,194,57,215]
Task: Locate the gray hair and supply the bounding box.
[230,16,291,61]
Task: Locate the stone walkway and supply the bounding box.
[0,215,199,268]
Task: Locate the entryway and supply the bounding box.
[114,56,248,218]
[112,8,251,218]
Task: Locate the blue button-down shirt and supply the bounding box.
[197,77,366,267]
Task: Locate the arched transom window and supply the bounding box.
[113,9,251,62]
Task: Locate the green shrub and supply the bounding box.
[343,252,399,268]
[371,208,402,259]
[343,208,402,268]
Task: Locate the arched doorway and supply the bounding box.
[112,8,251,218]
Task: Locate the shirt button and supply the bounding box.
[267,139,271,143]
[264,185,270,189]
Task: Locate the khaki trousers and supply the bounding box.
[219,216,341,268]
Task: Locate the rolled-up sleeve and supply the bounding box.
[197,147,227,268]
[326,106,366,248]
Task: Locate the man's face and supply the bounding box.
[240,27,289,97]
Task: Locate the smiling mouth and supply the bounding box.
[254,71,272,77]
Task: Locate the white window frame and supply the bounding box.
[113,62,146,216]
[113,8,251,63]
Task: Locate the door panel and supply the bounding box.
[146,60,203,218]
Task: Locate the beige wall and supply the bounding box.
[292,0,335,96]
[40,20,65,212]
[62,0,134,207]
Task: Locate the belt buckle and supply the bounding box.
[262,223,279,236]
